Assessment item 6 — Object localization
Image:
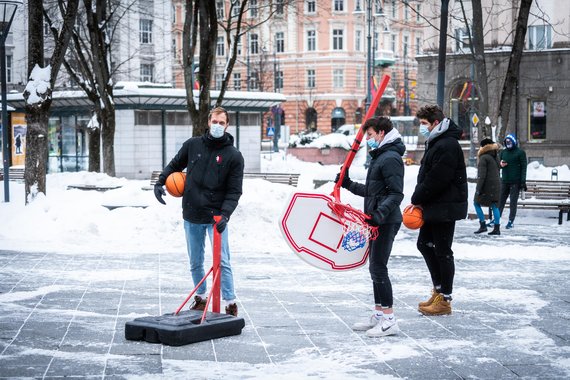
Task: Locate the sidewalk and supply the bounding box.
[1,220,569,379]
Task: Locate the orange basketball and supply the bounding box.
[165,172,186,197]
[402,205,424,230]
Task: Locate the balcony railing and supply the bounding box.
[374,49,395,67]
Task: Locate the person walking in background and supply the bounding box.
[498,134,527,229]
[335,116,405,337]
[411,105,468,316]
[473,138,501,235]
[154,107,244,316]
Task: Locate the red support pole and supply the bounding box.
[212,215,222,314]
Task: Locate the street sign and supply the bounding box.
[267,127,274,137]
[471,113,479,127]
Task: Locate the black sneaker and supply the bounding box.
[190,295,207,311]
[225,303,238,316]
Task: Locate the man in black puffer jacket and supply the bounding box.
[154,107,244,317]
[412,105,467,316]
[336,117,405,337]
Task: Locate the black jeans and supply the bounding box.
[416,221,456,295]
[499,182,521,222]
[369,223,400,308]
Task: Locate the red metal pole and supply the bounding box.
[212,215,222,314]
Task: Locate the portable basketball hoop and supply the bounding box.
[279,75,391,271]
[125,216,245,346]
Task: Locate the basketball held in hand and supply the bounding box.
[165,172,186,197]
[402,205,424,230]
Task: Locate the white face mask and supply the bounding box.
[210,123,225,138]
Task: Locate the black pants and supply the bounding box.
[416,221,456,295]
[369,223,400,308]
[499,182,520,222]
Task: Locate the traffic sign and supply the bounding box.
[471,113,479,127]
[267,127,275,137]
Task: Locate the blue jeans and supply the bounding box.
[184,220,235,301]
[474,202,500,225]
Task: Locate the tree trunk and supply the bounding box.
[23,107,49,201]
[496,0,533,142]
[88,124,100,172]
[100,105,116,176]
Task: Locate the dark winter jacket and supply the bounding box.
[499,134,527,184]
[475,143,500,206]
[347,135,405,224]
[411,118,468,222]
[157,132,244,224]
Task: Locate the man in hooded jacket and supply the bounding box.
[154,107,244,317]
[411,105,467,316]
[336,116,405,337]
[498,134,527,229]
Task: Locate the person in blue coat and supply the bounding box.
[336,116,405,337]
[412,105,468,316]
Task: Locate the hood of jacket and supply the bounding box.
[426,118,462,147]
[504,133,518,149]
[477,142,499,158]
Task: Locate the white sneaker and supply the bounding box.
[365,318,400,337]
[352,313,382,331]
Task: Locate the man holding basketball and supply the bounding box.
[335,117,405,337]
[154,106,244,316]
[411,105,467,316]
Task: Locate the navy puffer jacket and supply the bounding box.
[157,132,244,224]
[347,138,405,224]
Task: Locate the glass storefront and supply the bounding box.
[48,114,90,173]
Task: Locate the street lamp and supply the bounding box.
[0,0,21,203]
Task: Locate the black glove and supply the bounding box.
[215,215,228,233]
[364,211,382,227]
[334,170,352,189]
[520,182,527,192]
[154,184,166,205]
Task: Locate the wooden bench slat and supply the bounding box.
[504,179,570,224]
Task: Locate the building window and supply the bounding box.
[306,0,316,13]
[276,32,284,53]
[391,0,396,18]
[391,34,396,53]
[232,0,241,16]
[215,73,223,90]
[275,70,283,91]
[217,36,225,56]
[249,0,258,17]
[216,0,224,18]
[172,39,177,59]
[529,100,546,140]
[528,25,552,50]
[403,35,409,56]
[355,30,362,51]
[374,31,379,52]
[250,71,259,90]
[455,27,471,52]
[139,19,153,44]
[276,0,284,15]
[249,33,259,54]
[307,69,315,88]
[307,29,316,51]
[356,68,362,88]
[333,29,344,50]
[416,4,421,22]
[333,69,344,88]
[6,55,12,83]
[404,3,409,20]
[416,37,422,55]
[237,38,242,55]
[334,0,344,12]
[355,0,363,12]
[233,73,241,90]
[140,64,154,82]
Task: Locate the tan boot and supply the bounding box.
[418,288,439,308]
[418,294,452,316]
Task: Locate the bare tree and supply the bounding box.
[496,0,533,142]
[23,0,79,203]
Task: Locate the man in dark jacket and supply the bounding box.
[498,134,527,229]
[336,117,405,337]
[154,107,244,316]
[412,105,467,316]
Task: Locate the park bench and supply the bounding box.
[0,167,25,182]
[146,170,300,188]
[505,180,570,225]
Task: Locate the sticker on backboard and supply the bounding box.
[279,192,370,271]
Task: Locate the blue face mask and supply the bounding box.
[420,124,431,138]
[210,123,225,138]
[367,138,379,150]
